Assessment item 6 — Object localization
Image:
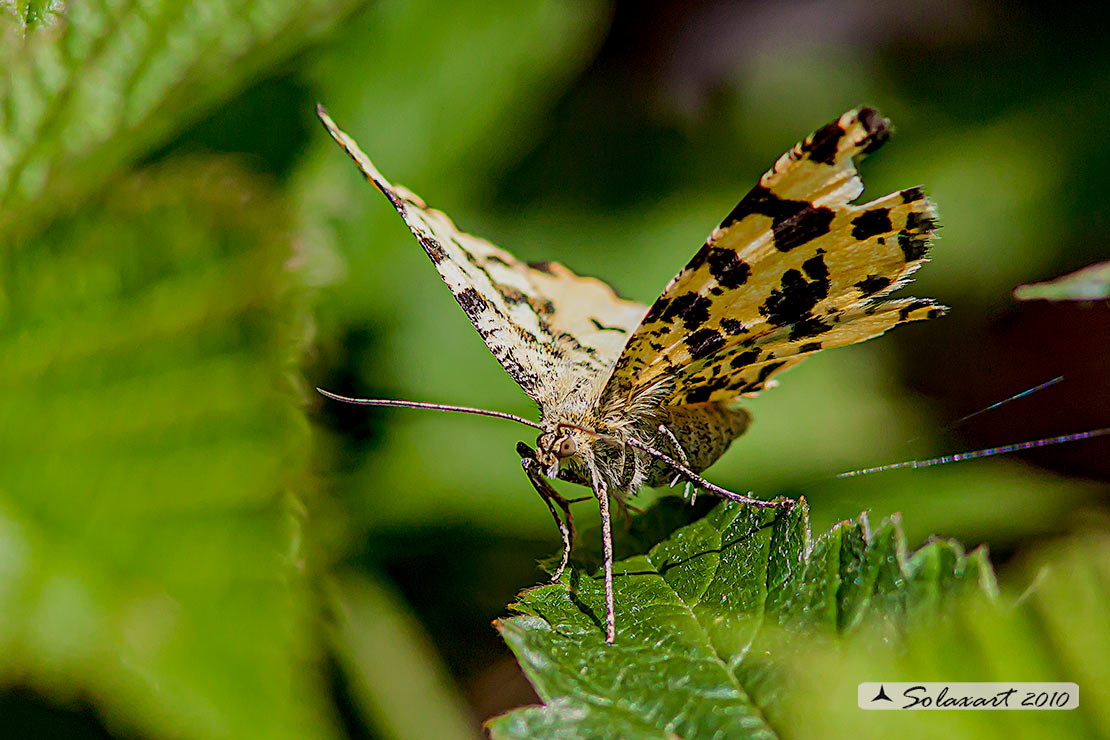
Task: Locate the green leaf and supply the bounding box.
[0,159,333,740]
[0,0,365,240]
[1,0,65,31]
[488,499,996,739]
[1013,260,1110,301]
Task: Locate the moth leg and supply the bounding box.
[518,443,575,582]
[593,477,617,645]
[658,424,695,503]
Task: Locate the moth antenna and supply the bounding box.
[626,437,791,510]
[900,375,1067,450]
[556,422,630,450]
[837,427,1110,479]
[316,387,543,430]
[556,422,604,438]
[949,375,1065,429]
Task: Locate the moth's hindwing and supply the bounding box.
[603,107,944,406]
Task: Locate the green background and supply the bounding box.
[2,1,1107,738]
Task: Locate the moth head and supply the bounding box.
[536,425,583,477]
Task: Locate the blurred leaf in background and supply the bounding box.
[0,159,329,739]
[0,0,363,237]
[0,0,360,738]
[1014,260,1110,302]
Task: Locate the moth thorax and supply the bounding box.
[600,374,676,432]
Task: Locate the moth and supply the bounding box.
[316,105,942,644]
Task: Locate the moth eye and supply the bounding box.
[556,437,577,459]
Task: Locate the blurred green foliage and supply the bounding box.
[1,159,326,739]
[1,1,1108,739]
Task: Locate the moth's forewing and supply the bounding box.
[318,106,648,402]
[603,108,943,407]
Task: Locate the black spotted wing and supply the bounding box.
[318,106,648,403]
[603,107,944,406]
